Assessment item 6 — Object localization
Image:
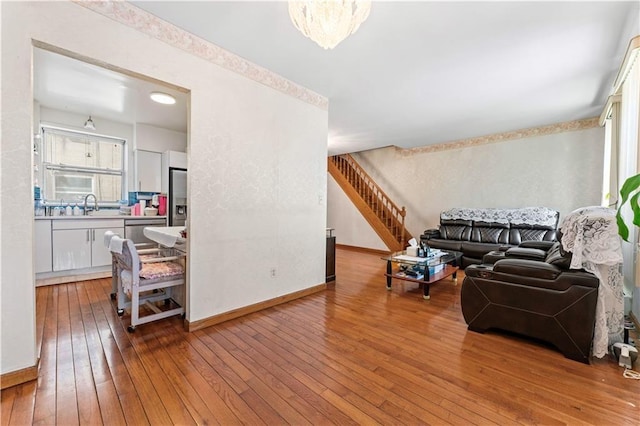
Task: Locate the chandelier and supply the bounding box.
[288,0,372,50]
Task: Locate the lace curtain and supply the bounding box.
[440,207,559,227]
[559,206,624,358]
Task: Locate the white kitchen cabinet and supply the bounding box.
[51,219,125,271]
[52,229,92,271]
[136,150,162,192]
[91,226,124,267]
[161,150,187,193]
[34,219,53,273]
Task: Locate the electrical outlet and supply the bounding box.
[318,194,324,205]
[270,268,276,278]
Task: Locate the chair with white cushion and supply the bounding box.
[104,230,159,300]
[109,235,185,332]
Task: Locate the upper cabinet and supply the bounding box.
[161,150,187,193]
[136,150,162,192]
[164,150,187,169]
[134,123,187,193]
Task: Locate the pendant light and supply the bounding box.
[288,0,372,49]
[84,115,96,130]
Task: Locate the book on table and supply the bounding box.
[398,263,445,280]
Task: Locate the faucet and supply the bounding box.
[83,193,99,215]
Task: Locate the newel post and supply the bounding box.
[400,207,407,249]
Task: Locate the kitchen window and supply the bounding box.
[41,126,125,204]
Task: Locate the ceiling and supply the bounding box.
[33,48,189,133]
[36,2,639,155]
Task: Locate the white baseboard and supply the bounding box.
[36,267,111,286]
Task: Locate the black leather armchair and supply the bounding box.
[462,241,599,363]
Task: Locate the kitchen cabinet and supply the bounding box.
[162,150,187,170]
[91,227,123,266]
[51,219,124,271]
[136,150,162,192]
[34,219,52,273]
[52,229,92,271]
[161,150,187,193]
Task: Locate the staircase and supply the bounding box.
[328,154,412,251]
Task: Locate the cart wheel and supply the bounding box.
[110,293,116,300]
[181,313,186,319]
[423,295,431,300]
[117,309,124,316]
[386,286,392,291]
[127,325,136,333]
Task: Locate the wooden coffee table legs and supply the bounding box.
[385,263,460,300]
[386,260,393,290]
[422,284,431,300]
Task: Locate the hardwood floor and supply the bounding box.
[2,247,639,425]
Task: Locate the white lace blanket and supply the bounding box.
[440,207,558,227]
[559,206,624,358]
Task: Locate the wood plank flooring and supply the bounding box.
[2,247,639,425]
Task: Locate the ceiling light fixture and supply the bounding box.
[150,91,176,105]
[84,115,96,130]
[288,0,372,50]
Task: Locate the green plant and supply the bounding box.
[616,173,640,242]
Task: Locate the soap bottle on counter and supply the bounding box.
[73,203,81,216]
[34,199,45,217]
[65,204,73,216]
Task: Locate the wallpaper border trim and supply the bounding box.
[73,0,329,111]
[399,117,600,156]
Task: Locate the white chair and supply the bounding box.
[104,231,159,300]
[104,230,120,300]
[109,235,185,332]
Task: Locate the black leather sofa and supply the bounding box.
[461,241,599,363]
[420,207,559,268]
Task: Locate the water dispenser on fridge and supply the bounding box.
[169,168,187,226]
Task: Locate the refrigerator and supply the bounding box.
[169,168,187,226]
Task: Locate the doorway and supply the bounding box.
[32,44,191,319]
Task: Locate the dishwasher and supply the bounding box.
[124,218,167,245]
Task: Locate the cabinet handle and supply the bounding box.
[86,229,90,242]
[92,229,95,241]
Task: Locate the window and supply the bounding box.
[42,126,125,204]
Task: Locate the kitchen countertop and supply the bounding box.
[35,215,167,220]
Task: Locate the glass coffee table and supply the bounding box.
[382,249,462,299]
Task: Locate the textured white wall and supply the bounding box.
[1,1,36,376]
[328,127,604,250]
[187,78,328,320]
[135,123,186,153]
[327,175,387,250]
[1,1,327,375]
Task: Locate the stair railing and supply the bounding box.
[329,154,408,248]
